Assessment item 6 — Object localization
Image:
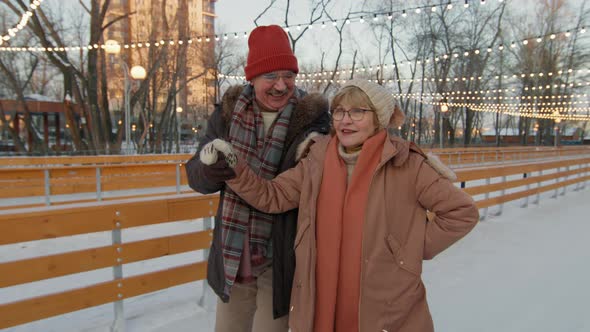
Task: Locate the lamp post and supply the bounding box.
[554,118,561,147]
[176,106,183,153]
[439,103,449,148]
[104,40,146,154]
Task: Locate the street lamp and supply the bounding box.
[554,118,561,147]
[104,39,146,154]
[439,103,449,148]
[176,106,183,152]
[553,111,561,147]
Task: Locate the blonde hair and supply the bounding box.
[330,86,380,131]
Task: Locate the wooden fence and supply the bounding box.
[433,145,590,166]
[2,146,590,210]
[0,162,191,210]
[0,154,191,168]
[0,194,218,330]
[0,155,589,329]
[456,156,590,220]
[2,146,589,168]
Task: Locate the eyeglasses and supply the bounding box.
[332,107,373,121]
[260,71,297,83]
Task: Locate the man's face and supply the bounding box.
[251,71,297,111]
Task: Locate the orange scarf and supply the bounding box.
[314,130,386,332]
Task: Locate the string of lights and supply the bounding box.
[1,0,585,57]
[452,100,589,106]
[467,107,590,121]
[430,101,590,110]
[220,67,590,85]
[399,90,589,99]
[417,100,590,121]
[277,56,589,80]
[217,25,589,79]
[3,0,500,52]
[404,94,588,106]
[0,0,44,46]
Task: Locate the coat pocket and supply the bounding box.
[385,234,421,276]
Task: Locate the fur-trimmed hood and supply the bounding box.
[219,85,330,148]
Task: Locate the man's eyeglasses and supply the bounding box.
[332,107,373,121]
[261,71,297,83]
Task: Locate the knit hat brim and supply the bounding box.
[342,79,405,128]
[245,54,299,81]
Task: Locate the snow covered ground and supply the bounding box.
[2,185,589,332]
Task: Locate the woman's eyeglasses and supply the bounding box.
[332,108,372,121]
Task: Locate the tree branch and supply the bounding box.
[102,11,136,31]
[254,0,278,26]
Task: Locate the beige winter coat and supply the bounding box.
[227,133,479,332]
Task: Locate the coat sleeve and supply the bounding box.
[226,157,306,214]
[185,106,227,194]
[415,159,479,260]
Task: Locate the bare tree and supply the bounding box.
[509,0,589,145]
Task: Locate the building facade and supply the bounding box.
[103,0,217,141]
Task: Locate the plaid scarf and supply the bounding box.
[221,84,301,294]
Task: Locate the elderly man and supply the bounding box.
[185,25,330,332]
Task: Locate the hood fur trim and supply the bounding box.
[220,85,245,124]
[295,131,321,161]
[425,152,457,181]
[386,136,456,181]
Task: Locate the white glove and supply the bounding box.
[199,139,237,168]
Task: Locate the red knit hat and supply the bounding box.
[244,25,299,81]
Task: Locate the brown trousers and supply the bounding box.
[214,268,289,332]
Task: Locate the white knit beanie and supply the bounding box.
[342,79,405,128]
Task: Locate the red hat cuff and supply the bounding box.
[245,54,299,81]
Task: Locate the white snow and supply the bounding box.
[1,185,589,332]
[23,94,58,102]
[423,187,590,332]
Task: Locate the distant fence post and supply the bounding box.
[584,162,589,189]
[199,199,216,310]
[176,163,181,194]
[110,211,125,332]
[574,164,582,191]
[480,178,491,221]
[534,170,542,205]
[44,169,51,206]
[560,165,569,196]
[96,167,102,201]
[492,176,506,216]
[521,173,529,208]
[552,167,560,198]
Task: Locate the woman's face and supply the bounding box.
[332,102,378,149]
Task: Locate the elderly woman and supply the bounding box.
[200,79,479,332]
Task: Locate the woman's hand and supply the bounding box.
[199,139,237,168]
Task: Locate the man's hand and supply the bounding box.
[201,158,236,183]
